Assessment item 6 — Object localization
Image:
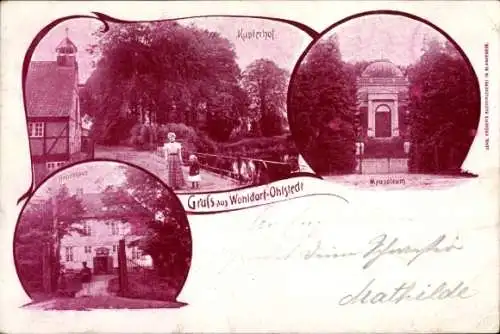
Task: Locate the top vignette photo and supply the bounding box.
[24,15,315,196]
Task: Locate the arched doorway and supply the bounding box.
[375,104,392,138]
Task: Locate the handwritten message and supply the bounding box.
[211,200,479,307]
[249,219,463,269]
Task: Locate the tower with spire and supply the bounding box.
[25,26,92,187]
[56,28,78,67]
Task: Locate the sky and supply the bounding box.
[35,161,127,199]
[31,17,312,84]
[31,18,105,84]
[327,14,448,66]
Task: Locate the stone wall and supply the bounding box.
[356,158,408,174]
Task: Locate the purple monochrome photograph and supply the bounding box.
[288,12,481,189]
[14,161,192,310]
[25,15,315,196]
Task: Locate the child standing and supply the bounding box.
[188,154,201,189]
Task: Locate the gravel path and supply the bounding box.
[95,145,237,193]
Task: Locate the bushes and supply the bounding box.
[200,135,298,180]
[302,124,357,175]
[57,271,83,297]
[221,135,296,158]
[107,271,177,302]
[128,122,218,160]
[129,123,158,151]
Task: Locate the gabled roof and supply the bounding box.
[26,61,77,117]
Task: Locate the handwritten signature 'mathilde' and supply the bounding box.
[338,278,475,305]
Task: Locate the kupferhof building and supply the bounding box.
[355,59,411,174]
[26,35,94,187]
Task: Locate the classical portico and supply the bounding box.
[355,59,410,173]
[357,60,408,140]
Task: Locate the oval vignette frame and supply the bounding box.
[13,158,193,308]
[18,12,320,204]
[286,10,481,188]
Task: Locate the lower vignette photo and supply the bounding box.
[14,160,192,310]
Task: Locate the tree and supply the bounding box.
[350,60,371,77]
[288,34,358,174]
[407,39,480,173]
[16,185,85,294]
[85,21,245,144]
[100,166,191,287]
[241,59,289,137]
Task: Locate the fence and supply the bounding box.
[155,146,298,185]
[196,152,295,185]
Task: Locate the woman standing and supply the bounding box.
[163,132,185,189]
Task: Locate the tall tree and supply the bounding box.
[85,21,245,143]
[100,166,191,287]
[407,38,480,173]
[241,59,289,137]
[16,185,85,294]
[288,34,358,174]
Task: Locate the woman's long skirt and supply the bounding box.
[167,155,185,189]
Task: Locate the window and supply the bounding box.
[375,104,391,113]
[132,247,141,260]
[83,222,91,236]
[110,222,119,236]
[28,122,44,137]
[65,246,74,262]
[46,161,66,172]
[84,246,92,254]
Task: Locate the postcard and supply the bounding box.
[0,1,498,333]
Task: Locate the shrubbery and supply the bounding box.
[129,123,157,150]
[201,135,298,180]
[107,271,177,302]
[128,122,218,160]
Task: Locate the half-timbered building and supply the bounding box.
[26,34,92,186]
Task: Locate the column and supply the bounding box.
[367,98,375,137]
[393,99,399,137]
